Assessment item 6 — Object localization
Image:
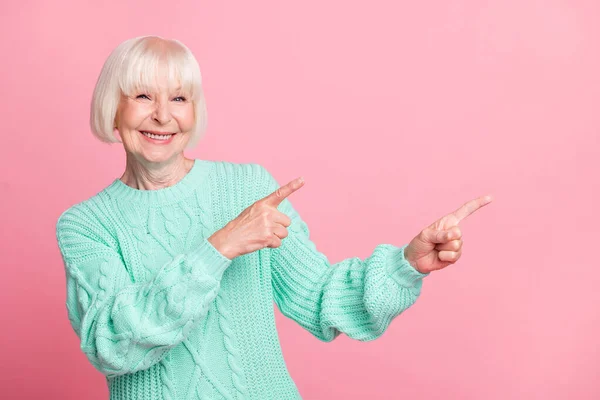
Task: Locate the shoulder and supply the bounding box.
[209,160,277,196]
[56,176,118,231]
[209,160,270,179]
[56,193,116,254]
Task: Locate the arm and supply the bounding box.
[56,205,231,377]
[260,166,429,342]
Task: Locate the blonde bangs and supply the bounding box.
[119,39,201,101]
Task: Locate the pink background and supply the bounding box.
[1,1,598,399]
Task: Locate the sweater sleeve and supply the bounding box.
[259,165,430,342]
[56,206,232,377]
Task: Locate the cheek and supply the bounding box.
[120,104,149,127]
[173,104,195,131]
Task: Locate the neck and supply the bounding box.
[120,154,195,190]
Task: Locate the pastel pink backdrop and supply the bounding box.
[1,1,598,399]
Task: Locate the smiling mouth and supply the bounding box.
[139,131,176,140]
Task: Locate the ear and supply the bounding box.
[113,108,121,141]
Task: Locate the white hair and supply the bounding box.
[90,35,207,149]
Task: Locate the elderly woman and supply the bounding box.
[56,35,492,400]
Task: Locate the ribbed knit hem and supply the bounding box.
[386,244,430,288]
[188,237,232,280]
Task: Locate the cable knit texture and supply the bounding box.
[56,159,430,400]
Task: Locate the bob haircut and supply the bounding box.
[90,35,207,149]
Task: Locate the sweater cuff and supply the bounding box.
[386,244,430,288]
[187,237,232,281]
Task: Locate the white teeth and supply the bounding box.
[141,131,173,140]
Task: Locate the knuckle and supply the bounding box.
[277,212,292,227]
[263,231,273,242]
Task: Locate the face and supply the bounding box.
[115,76,195,164]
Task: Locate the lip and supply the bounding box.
[138,130,177,145]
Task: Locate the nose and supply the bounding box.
[151,100,172,125]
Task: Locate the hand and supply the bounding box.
[404,194,494,274]
[208,176,305,259]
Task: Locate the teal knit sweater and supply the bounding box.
[56,159,429,400]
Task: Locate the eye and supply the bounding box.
[136,94,150,100]
[173,96,187,102]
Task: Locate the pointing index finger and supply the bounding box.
[263,177,305,206]
[452,194,493,222]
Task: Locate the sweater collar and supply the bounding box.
[103,159,214,207]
